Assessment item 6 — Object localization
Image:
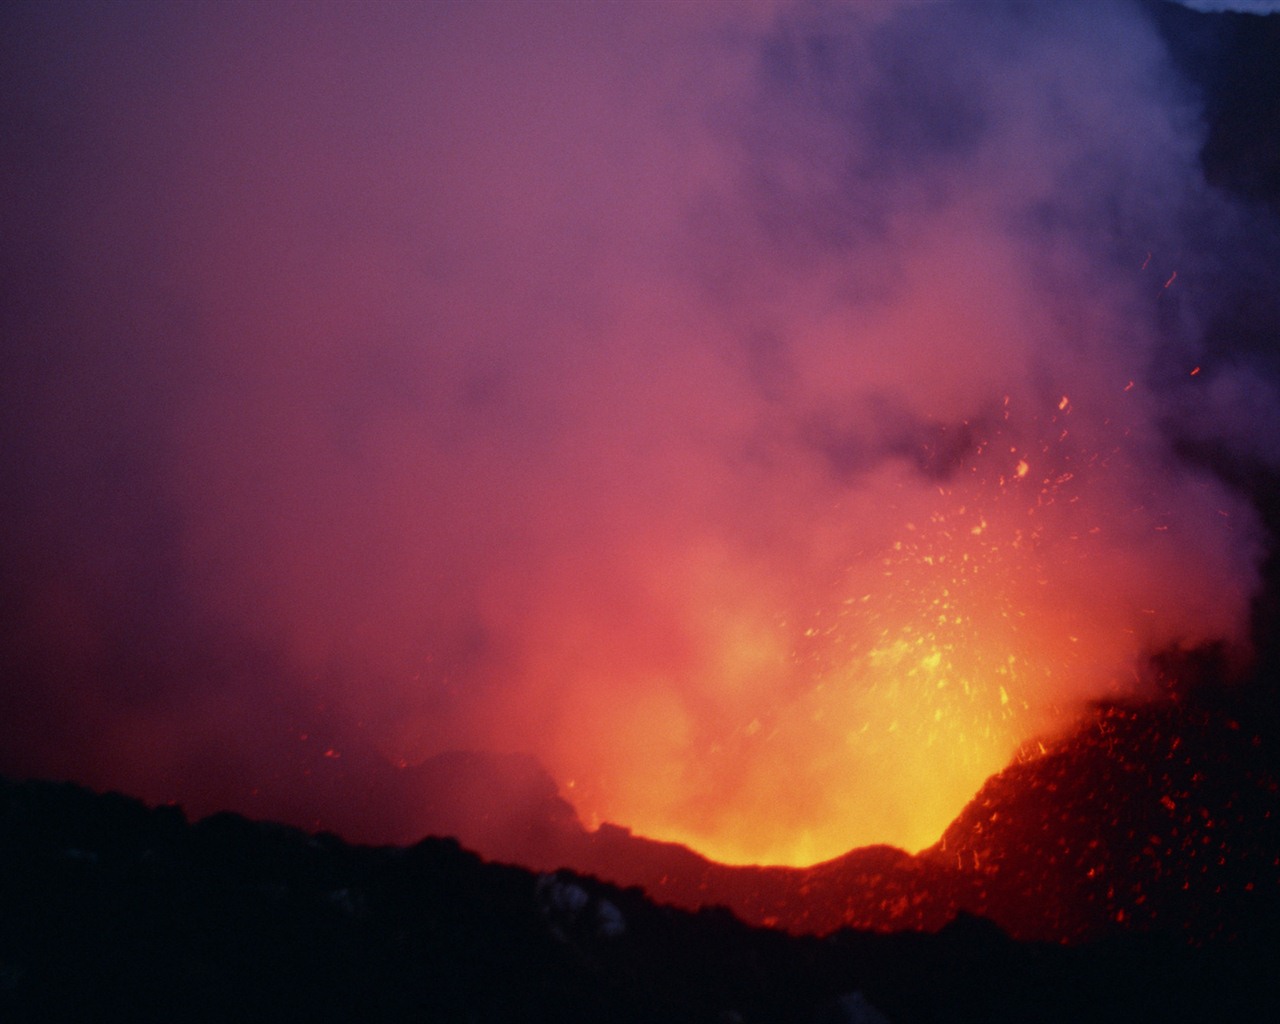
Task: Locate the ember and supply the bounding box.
[554,381,1257,867]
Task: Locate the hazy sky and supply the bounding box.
[3,0,1278,865]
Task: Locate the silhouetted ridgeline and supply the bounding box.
[3,769,1279,1024]
[358,701,1280,946]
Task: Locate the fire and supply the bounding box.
[539,386,1252,869]
[547,393,1139,868]
[759,435,1083,861]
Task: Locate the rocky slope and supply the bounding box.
[3,768,1278,1024]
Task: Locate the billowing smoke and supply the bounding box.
[2,1,1277,864]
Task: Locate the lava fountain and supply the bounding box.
[536,383,1257,868]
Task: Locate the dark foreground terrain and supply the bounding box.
[2,756,1278,1024]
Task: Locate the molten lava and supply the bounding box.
[550,389,1250,868]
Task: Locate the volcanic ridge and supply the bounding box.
[4,694,1279,1022]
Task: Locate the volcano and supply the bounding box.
[282,692,1278,946]
[5,1,1280,1019]
[3,696,1278,1023]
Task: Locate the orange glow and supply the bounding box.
[539,393,1193,868]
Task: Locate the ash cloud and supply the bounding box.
[1,1,1276,863]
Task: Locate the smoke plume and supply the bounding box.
[2,0,1277,864]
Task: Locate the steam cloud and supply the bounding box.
[2,1,1277,863]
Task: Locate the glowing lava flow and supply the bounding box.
[553,389,1247,868]
[672,396,1102,866]
[814,398,1096,838]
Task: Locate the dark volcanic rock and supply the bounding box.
[924,701,1280,943]
[1150,0,1280,206]
[2,774,1279,1024]
[508,700,1279,945]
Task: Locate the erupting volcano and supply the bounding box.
[530,365,1257,868]
[3,0,1280,968]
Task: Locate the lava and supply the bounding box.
[550,386,1251,868]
